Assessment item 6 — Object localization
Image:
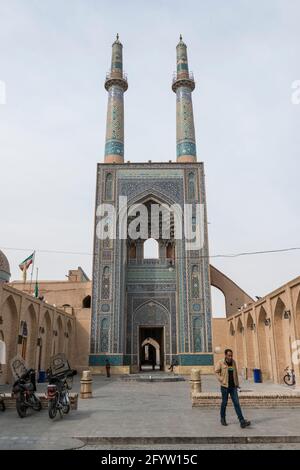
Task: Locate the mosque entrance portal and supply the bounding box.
[139,327,164,371]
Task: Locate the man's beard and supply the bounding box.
[226,358,233,365]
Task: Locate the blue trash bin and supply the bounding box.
[253,368,262,383]
[38,370,46,383]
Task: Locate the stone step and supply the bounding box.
[120,373,185,383]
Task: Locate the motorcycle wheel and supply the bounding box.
[283,374,294,386]
[0,400,5,412]
[48,398,57,419]
[31,394,42,411]
[62,404,70,414]
[16,399,27,418]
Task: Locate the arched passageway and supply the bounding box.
[274,298,291,382]
[245,313,256,371]
[236,318,245,373]
[257,306,273,380]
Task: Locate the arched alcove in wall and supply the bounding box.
[257,306,272,380]
[274,297,290,380]
[246,312,256,370]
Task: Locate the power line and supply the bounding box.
[1,245,300,259]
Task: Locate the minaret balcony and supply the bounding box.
[105,71,128,92]
[172,71,195,92]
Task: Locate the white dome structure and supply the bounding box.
[0,250,11,283]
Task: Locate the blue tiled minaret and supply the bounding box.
[172,35,197,163]
[104,34,128,163]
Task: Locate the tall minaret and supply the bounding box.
[104,34,128,163]
[172,35,197,163]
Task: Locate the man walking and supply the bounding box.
[215,349,251,428]
[105,358,111,378]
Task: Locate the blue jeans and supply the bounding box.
[220,386,244,422]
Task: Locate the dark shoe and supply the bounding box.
[240,420,251,428]
[221,418,228,426]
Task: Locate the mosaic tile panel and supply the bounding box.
[105,85,124,157]
[91,163,213,364]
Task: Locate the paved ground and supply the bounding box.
[0,374,300,450]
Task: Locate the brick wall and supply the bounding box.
[192,392,300,408]
[2,393,78,410]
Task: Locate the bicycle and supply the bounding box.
[283,366,296,386]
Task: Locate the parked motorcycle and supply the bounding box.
[12,367,42,418]
[46,353,77,419]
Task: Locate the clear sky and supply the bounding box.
[0,0,299,316]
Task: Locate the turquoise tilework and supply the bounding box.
[112,62,122,69]
[105,140,124,156]
[89,354,131,366]
[178,354,214,366]
[177,141,196,157]
[177,63,189,71]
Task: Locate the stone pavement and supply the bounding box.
[0,375,300,450]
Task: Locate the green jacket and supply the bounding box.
[215,358,239,388]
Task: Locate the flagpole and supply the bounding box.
[22,268,27,289]
[29,251,36,295]
[35,267,39,299]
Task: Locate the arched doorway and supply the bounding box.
[1,296,18,383]
[245,313,256,372]
[133,301,170,372]
[274,298,291,382]
[228,322,235,351]
[66,320,73,362]
[21,304,37,369]
[139,329,163,371]
[236,318,245,373]
[57,316,64,354]
[40,311,52,371]
[141,337,161,371]
[257,306,272,380]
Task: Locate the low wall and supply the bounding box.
[1,393,78,410]
[90,366,131,375]
[192,391,300,408]
[177,365,214,375]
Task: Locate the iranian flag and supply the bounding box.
[19,252,35,272]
